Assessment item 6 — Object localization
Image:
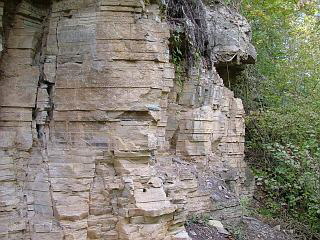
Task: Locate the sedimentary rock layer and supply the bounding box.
[0,0,255,239]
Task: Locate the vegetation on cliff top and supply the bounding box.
[237,0,320,236]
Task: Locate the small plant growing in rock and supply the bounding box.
[186,213,212,225]
[228,223,247,240]
[169,31,187,90]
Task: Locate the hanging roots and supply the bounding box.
[165,0,212,69]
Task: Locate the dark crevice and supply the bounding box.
[46,82,55,121]
[116,111,154,121]
[30,1,54,143]
[169,126,179,152]
[216,64,245,89]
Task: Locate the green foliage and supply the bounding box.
[169,32,186,89]
[228,223,247,240]
[238,0,320,234]
[251,141,320,230]
[143,0,150,5]
[241,0,320,109]
[223,0,243,10]
[244,106,320,233]
[186,213,211,225]
[240,196,253,216]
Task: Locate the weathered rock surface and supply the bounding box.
[0,0,255,239]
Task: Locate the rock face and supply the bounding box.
[0,0,255,239]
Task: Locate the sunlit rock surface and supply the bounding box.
[0,0,255,239]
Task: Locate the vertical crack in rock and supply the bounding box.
[0,0,61,239]
[87,160,96,240]
[33,7,54,146]
[28,1,62,239]
[32,3,57,219]
[55,15,60,67]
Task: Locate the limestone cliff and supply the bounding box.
[0,0,255,239]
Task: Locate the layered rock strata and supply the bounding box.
[0,0,255,239]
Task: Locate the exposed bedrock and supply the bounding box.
[0,0,255,239]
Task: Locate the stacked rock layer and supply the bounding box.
[0,0,255,239]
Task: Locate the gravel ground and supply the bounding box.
[186,223,233,240]
[186,217,296,240]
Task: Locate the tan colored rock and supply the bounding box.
[148,177,163,188]
[0,0,255,239]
